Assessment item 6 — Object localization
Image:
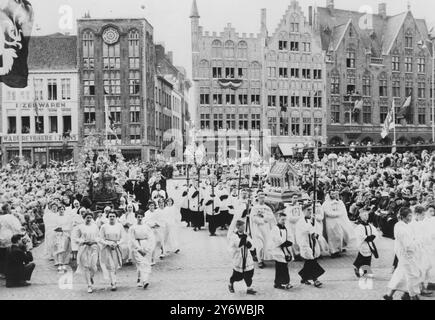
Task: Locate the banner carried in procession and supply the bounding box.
[0,0,34,88]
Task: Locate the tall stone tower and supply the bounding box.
[190,0,200,80]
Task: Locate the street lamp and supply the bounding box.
[328,153,338,175]
[302,154,311,174]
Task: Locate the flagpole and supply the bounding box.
[392,100,397,154]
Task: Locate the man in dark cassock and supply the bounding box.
[150,171,167,192]
[124,174,150,210]
[5,234,35,288]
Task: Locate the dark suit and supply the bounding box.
[150,178,167,192]
[125,180,150,210]
[5,245,35,288]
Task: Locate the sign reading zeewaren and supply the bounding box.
[3,134,78,143]
[13,102,68,109]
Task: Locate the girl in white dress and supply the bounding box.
[99,211,124,291]
[76,211,99,293]
[70,200,84,261]
[144,201,165,265]
[162,198,181,254]
[384,207,422,300]
[53,205,73,272]
[129,211,156,289]
[119,203,136,264]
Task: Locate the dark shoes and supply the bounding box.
[314,280,323,288]
[274,284,293,290]
[383,294,393,300]
[143,283,149,290]
[228,284,235,293]
[301,279,312,286]
[258,262,266,269]
[246,288,257,295]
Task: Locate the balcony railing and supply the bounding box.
[370,57,384,65]
[343,93,362,104]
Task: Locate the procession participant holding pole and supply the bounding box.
[250,192,276,269]
[284,195,303,261]
[296,203,325,288]
[228,220,257,295]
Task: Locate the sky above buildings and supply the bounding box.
[31,0,435,80]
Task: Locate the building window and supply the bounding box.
[213,94,223,105]
[239,94,248,105]
[363,105,371,124]
[278,41,288,51]
[347,76,356,95]
[290,23,299,32]
[302,96,311,108]
[291,117,300,136]
[418,81,426,99]
[225,67,235,79]
[418,107,426,124]
[346,51,356,68]
[314,118,322,134]
[83,71,95,96]
[226,94,235,105]
[405,33,413,48]
[213,114,223,131]
[199,60,209,78]
[213,67,222,78]
[238,68,247,78]
[226,114,236,130]
[103,43,121,70]
[268,67,276,78]
[48,79,57,100]
[392,56,400,71]
[61,79,71,100]
[251,94,260,105]
[251,114,261,130]
[331,105,340,123]
[103,71,121,95]
[129,71,140,95]
[268,95,276,107]
[313,91,322,108]
[268,117,277,136]
[200,114,210,130]
[63,116,71,134]
[238,114,249,130]
[129,30,140,69]
[418,57,425,73]
[21,117,30,134]
[405,57,413,72]
[250,62,261,79]
[405,81,413,97]
[302,42,311,52]
[35,116,44,134]
[302,69,311,79]
[8,116,16,134]
[290,41,299,51]
[84,108,96,124]
[280,117,289,136]
[279,96,288,109]
[212,40,223,58]
[237,41,248,59]
[392,80,401,98]
[224,41,235,58]
[291,68,299,78]
[331,75,340,94]
[380,106,388,124]
[303,118,311,136]
[83,31,94,70]
[279,68,288,78]
[313,69,322,80]
[200,93,210,105]
[379,80,388,97]
[33,79,44,100]
[49,116,58,133]
[362,75,371,96]
[291,95,299,108]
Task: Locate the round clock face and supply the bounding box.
[102,27,120,45]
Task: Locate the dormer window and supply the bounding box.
[405,33,413,48]
[349,27,354,37]
[346,51,356,68]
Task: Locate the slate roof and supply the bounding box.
[28,33,77,70]
[316,7,429,57]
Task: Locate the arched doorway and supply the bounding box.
[411,137,425,145]
[397,137,409,145]
[361,137,373,146]
[379,137,392,146]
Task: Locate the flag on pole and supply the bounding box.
[354,99,364,112]
[381,100,395,139]
[0,0,34,88]
[105,96,115,136]
[398,96,412,118]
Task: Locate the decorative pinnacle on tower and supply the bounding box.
[190,0,200,18]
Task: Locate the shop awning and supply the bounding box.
[278,144,294,157]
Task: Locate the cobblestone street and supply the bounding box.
[1,181,434,300]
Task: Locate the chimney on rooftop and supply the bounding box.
[308,6,313,26]
[167,51,173,64]
[379,3,387,19]
[326,0,334,10]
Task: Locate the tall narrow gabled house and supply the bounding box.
[314,0,433,146]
